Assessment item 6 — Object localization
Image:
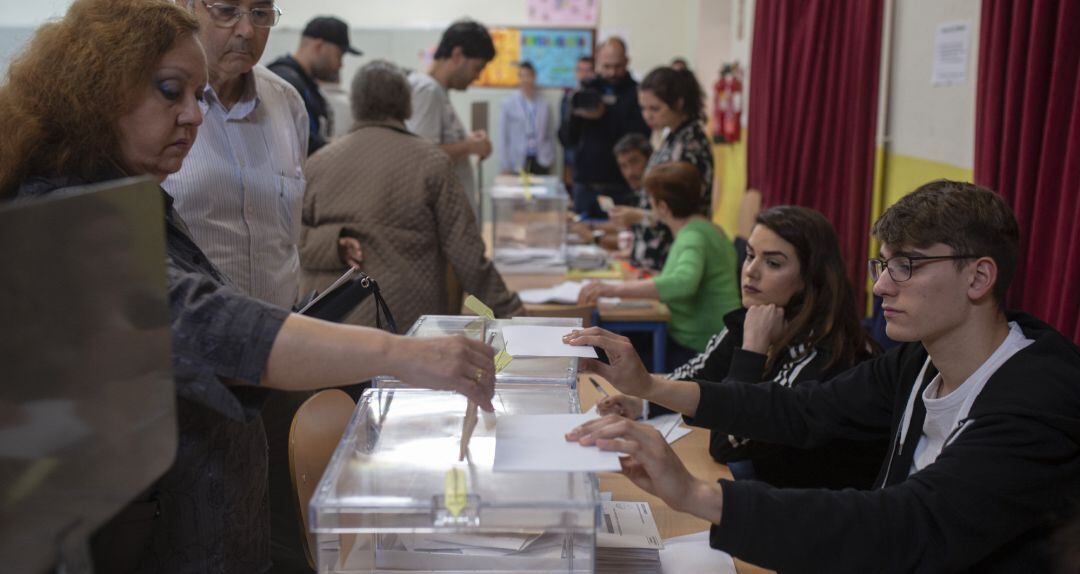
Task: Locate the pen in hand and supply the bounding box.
[589,376,609,398]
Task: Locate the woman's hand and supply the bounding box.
[608,206,647,229]
[563,327,653,398]
[577,281,616,305]
[742,304,786,355]
[597,394,645,419]
[395,335,497,411]
[565,415,724,522]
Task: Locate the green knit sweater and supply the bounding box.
[652,218,741,351]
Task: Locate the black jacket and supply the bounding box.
[673,309,886,490]
[687,311,1080,573]
[557,74,649,185]
[267,55,330,155]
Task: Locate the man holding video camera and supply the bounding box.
[559,37,649,219]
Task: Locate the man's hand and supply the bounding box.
[742,304,786,354]
[395,335,497,411]
[563,327,653,397]
[469,130,493,159]
[337,237,364,269]
[565,415,724,523]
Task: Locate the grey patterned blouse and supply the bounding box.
[630,120,715,271]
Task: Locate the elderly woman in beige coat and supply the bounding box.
[300,60,522,330]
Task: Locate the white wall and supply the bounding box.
[886,0,980,168]
[0,0,700,79]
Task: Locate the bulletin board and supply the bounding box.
[475,27,595,89]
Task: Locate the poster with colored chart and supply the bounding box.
[476,28,522,88]
[476,27,594,89]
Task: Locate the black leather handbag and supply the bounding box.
[297,270,398,333]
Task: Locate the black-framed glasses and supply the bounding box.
[868,254,979,283]
[201,1,282,28]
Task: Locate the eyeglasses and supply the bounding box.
[868,254,978,283]
[200,1,282,28]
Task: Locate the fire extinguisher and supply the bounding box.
[712,66,729,144]
[712,63,743,144]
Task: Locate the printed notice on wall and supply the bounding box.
[527,0,599,25]
[931,21,971,86]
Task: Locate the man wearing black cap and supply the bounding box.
[269,16,361,155]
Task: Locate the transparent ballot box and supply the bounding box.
[376,315,580,388]
[310,387,599,573]
[490,184,569,275]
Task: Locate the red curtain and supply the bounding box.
[747,0,884,309]
[975,0,1080,343]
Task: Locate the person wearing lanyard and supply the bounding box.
[499,61,554,175]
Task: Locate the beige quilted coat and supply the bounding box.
[299,120,522,331]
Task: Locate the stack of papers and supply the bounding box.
[596,501,663,573]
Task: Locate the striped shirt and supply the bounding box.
[164,65,309,309]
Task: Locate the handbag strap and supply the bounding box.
[357,272,398,334]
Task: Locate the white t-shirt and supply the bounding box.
[909,322,1034,475]
[405,72,476,209]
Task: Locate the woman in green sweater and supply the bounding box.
[579,162,741,368]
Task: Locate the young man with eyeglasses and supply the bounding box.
[564,179,1080,572]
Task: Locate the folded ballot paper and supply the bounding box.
[500,325,598,359]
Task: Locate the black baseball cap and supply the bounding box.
[302,16,361,55]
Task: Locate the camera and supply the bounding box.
[571,88,603,112]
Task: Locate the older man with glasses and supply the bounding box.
[165,0,307,311]
[164,2,315,573]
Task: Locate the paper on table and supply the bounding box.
[501,325,598,359]
[660,531,736,574]
[494,413,621,472]
[517,280,627,306]
[645,414,692,445]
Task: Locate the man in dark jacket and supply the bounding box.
[559,37,649,218]
[565,180,1080,573]
[268,16,360,155]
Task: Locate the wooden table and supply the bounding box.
[500,271,671,324]
[578,375,773,574]
[502,271,672,372]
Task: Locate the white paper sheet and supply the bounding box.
[931,21,971,85]
[660,531,737,574]
[501,325,599,359]
[645,413,692,445]
[517,280,635,306]
[494,413,621,472]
